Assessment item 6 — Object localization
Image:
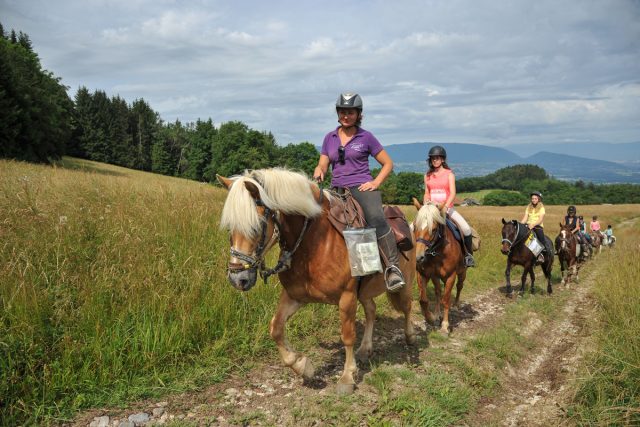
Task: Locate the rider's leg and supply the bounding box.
[533,226,546,262]
[350,187,405,292]
[449,209,475,267]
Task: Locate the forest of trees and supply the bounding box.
[2,23,640,206]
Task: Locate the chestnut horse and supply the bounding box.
[412,199,466,334]
[500,219,554,295]
[555,223,582,286]
[217,168,416,394]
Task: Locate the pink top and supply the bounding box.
[425,168,454,208]
[590,220,601,231]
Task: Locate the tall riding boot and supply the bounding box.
[377,229,406,293]
[463,235,476,267]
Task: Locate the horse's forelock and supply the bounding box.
[415,203,445,231]
[219,176,272,239]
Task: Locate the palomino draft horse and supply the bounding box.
[555,223,582,286]
[412,199,467,334]
[500,219,554,295]
[218,168,416,394]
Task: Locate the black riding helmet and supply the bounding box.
[530,191,543,200]
[336,93,363,111]
[428,145,447,159]
[567,205,576,215]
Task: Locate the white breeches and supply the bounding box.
[448,208,472,236]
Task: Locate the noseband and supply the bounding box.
[228,196,316,284]
[416,223,445,257]
[228,199,280,275]
[501,222,526,255]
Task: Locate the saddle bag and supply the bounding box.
[383,205,414,252]
[343,227,383,276]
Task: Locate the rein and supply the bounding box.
[416,223,445,257]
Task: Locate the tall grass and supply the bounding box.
[0,158,337,424]
[567,220,640,425]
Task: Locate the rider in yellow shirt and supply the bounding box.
[521,191,547,263]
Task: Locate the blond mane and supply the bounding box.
[414,202,446,232]
[220,168,325,239]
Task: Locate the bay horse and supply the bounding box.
[412,199,466,335]
[217,168,416,394]
[500,219,554,295]
[555,223,582,286]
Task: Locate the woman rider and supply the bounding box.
[422,145,475,267]
[313,93,405,292]
[565,206,588,256]
[521,191,547,263]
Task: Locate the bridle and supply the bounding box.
[227,189,322,284]
[415,223,445,258]
[501,221,527,255]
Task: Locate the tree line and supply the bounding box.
[2,23,639,205]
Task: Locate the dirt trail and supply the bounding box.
[73,266,603,427]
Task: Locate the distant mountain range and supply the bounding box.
[377,142,640,183]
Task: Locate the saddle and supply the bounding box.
[446,216,481,251]
[327,191,413,251]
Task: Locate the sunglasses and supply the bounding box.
[338,146,345,165]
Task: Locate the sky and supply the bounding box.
[2,0,640,148]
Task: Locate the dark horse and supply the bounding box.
[555,223,582,286]
[412,199,467,334]
[500,219,554,295]
[217,168,416,394]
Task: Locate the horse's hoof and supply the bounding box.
[336,382,355,395]
[406,333,417,346]
[356,348,371,362]
[439,327,450,336]
[301,357,315,380]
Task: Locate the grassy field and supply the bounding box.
[1,157,638,425]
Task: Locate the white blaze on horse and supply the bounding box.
[218,168,416,394]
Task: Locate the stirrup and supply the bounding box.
[384,265,405,293]
[464,254,475,267]
[537,253,545,263]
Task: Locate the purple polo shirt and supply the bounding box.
[321,126,384,188]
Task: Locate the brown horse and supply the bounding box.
[500,219,554,295]
[412,199,467,334]
[217,168,416,394]
[555,224,582,286]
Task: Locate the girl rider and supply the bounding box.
[422,145,475,267]
[521,191,547,263]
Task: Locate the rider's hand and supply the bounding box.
[357,181,378,192]
[313,167,324,183]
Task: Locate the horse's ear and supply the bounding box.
[244,181,261,201]
[217,174,233,190]
[502,218,506,224]
[412,197,422,210]
[440,205,447,217]
[559,222,563,229]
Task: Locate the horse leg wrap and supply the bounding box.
[378,229,405,292]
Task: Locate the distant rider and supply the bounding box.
[565,206,588,257]
[521,191,547,263]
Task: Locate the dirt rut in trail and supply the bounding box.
[71,270,598,427]
[467,272,596,427]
